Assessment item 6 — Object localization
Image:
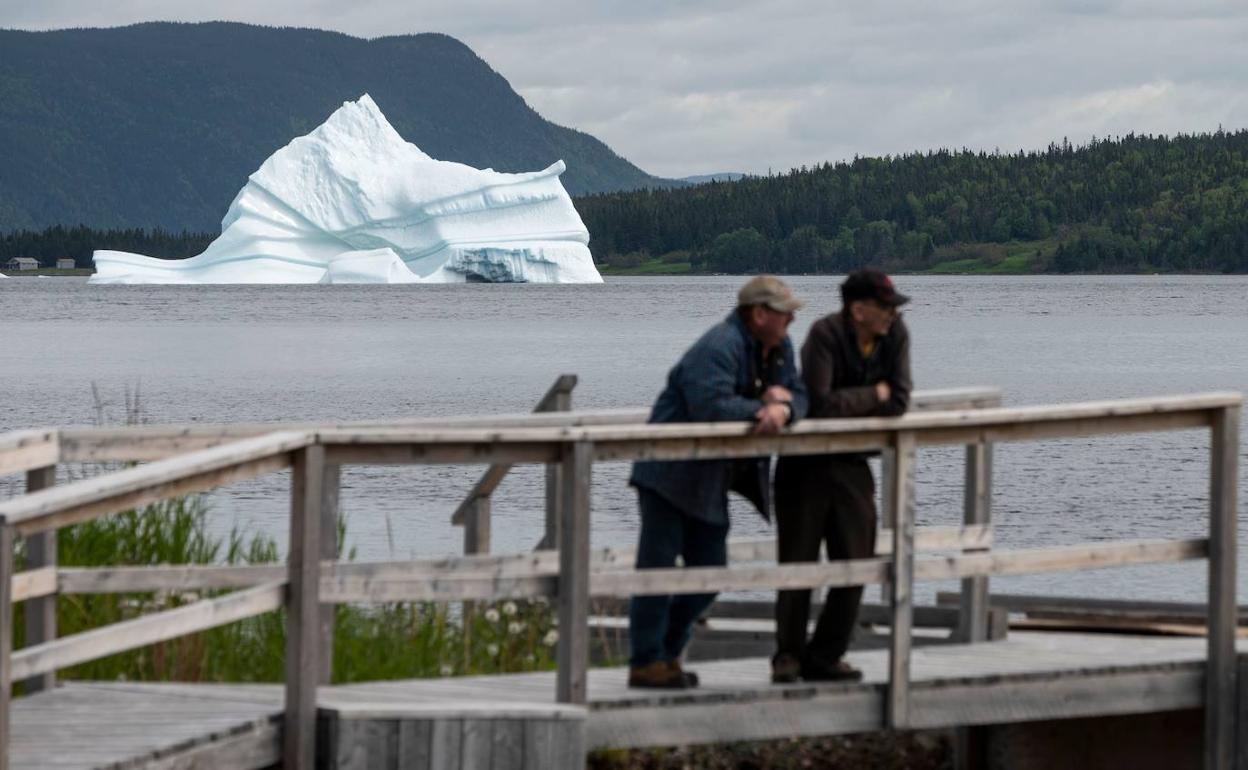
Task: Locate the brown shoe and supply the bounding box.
[801,658,862,682]
[668,660,699,688]
[771,652,801,684]
[629,660,697,689]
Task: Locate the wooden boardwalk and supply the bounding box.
[1,385,1241,768]
[6,631,1231,768]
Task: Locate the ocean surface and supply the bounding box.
[2,275,1247,603]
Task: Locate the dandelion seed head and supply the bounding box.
[484,608,500,623]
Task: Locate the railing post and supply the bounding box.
[540,378,575,551]
[285,445,325,769]
[556,440,592,704]
[463,496,491,556]
[957,441,992,643]
[0,523,13,770]
[23,466,57,694]
[318,463,340,686]
[1206,405,1238,770]
[886,431,916,728]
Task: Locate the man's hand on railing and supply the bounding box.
[753,402,790,434]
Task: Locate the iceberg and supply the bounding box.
[90,95,602,284]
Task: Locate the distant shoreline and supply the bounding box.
[1,268,94,277]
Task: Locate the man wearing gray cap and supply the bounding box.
[627,275,809,688]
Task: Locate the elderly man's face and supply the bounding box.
[750,305,795,348]
[851,299,898,337]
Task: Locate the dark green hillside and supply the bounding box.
[580,132,1248,274]
[0,22,670,232]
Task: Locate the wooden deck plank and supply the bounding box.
[4,632,1241,767]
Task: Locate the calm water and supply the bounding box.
[2,275,1247,602]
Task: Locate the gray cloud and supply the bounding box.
[3,0,1247,178]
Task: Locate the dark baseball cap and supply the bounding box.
[841,269,909,307]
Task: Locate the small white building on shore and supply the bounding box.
[56,258,76,269]
[5,257,39,271]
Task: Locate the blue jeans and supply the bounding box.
[628,488,729,667]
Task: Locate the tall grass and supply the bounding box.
[14,493,559,685]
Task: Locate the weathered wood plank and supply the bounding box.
[0,431,310,536]
[44,524,976,597]
[462,718,493,768]
[0,430,58,477]
[285,445,324,770]
[556,441,592,705]
[490,719,525,770]
[397,719,433,770]
[429,719,463,770]
[935,592,1248,623]
[21,465,57,694]
[306,538,1207,605]
[958,441,992,644]
[141,719,280,770]
[0,524,14,770]
[320,463,340,686]
[10,567,56,603]
[887,431,915,728]
[9,581,285,680]
[462,496,491,557]
[912,538,1208,582]
[1207,404,1239,770]
[54,386,997,463]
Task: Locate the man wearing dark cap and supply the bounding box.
[628,275,809,688]
[771,268,912,683]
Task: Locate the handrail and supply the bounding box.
[0,431,312,535]
[50,385,1004,462]
[9,524,988,598]
[0,429,58,477]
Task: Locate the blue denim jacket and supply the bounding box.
[629,311,808,526]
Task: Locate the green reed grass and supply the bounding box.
[13,493,559,685]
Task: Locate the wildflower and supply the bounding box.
[508,621,524,635]
[484,608,500,623]
[487,643,500,657]
[439,664,453,677]
[502,601,518,616]
[533,596,549,607]
[543,629,558,647]
[525,653,536,663]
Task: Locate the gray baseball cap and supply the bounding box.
[737,274,804,313]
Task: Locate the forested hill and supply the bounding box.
[0,22,671,232]
[579,131,1248,273]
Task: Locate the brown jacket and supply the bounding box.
[801,311,911,419]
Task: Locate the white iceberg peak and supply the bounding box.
[92,95,601,285]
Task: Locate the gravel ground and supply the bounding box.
[588,730,953,769]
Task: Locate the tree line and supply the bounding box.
[6,129,1248,273]
[577,130,1248,274]
[0,226,212,268]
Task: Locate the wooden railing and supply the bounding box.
[0,389,1239,770]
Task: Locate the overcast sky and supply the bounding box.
[4,1,1248,178]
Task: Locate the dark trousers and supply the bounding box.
[628,488,729,667]
[773,456,877,665]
